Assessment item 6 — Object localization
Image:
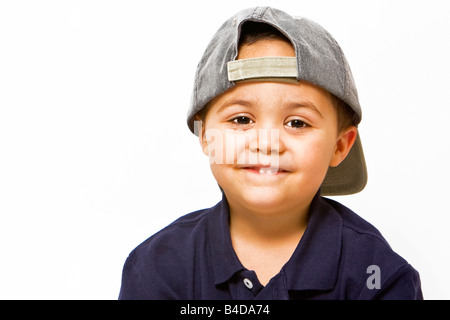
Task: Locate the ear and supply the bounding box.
[194,115,209,156]
[329,126,358,167]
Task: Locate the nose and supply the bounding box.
[247,126,283,168]
[252,128,279,155]
[248,123,285,156]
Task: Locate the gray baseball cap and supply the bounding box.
[187,6,367,195]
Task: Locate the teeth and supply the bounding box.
[259,167,278,175]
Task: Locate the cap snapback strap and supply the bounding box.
[227,57,298,82]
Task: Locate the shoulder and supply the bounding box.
[129,207,210,261]
[322,197,423,299]
[323,197,396,252]
[119,203,217,299]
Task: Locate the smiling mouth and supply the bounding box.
[241,166,288,175]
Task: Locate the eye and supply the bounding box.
[231,116,253,125]
[286,119,308,129]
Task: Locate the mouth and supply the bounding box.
[240,166,288,175]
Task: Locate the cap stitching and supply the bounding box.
[251,6,269,20]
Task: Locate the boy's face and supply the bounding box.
[198,39,356,214]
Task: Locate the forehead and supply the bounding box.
[237,38,295,59]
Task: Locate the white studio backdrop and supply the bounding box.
[0,0,449,299]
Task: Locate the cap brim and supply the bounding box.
[321,133,367,196]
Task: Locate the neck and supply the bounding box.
[227,196,311,247]
[225,194,314,286]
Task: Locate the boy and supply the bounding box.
[119,7,422,299]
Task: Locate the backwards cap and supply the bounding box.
[187,6,367,195]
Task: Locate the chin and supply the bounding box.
[229,186,292,212]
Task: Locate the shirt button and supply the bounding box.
[243,278,253,289]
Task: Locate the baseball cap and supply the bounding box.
[187,6,367,195]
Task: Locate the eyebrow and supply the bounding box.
[285,100,324,118]
[216,98,253,114]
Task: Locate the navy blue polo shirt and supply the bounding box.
[119,193,422,300]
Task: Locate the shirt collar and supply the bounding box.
[207,192,343,290]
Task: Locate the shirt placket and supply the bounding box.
[228,270,263,299]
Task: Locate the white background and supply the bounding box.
[1,0,449,299]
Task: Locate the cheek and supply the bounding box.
[203,128,227,164]
[225,131,247,164]
[205,129,257,165]
[209,163,235,194]
[290,135,336,173]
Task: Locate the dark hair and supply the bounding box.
[238,21,359,132]
[238,21,290,46]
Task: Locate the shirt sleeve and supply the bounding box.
[118,257,151,300]
[375,264,423,300]
[355,263,423,300]
[119,254,189,300]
